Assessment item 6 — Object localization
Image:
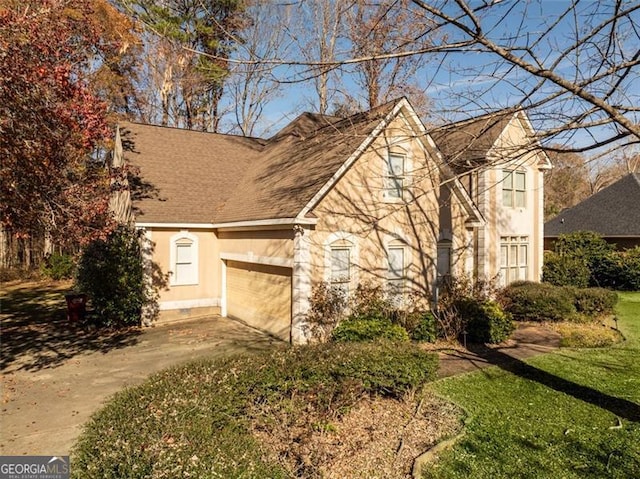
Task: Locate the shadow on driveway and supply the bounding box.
[1,281,142,373]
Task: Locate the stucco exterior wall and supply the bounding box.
[308,114,440,299]
[480,115,547,283]
[145,227,220,312]
[217,229,294,259]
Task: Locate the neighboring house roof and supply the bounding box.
[545,173,640,238]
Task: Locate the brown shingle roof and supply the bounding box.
[121,100,398,224]
[119,122,264,223]
[215,101,397,222]
[430,111,515,172]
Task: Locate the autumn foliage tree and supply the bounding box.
[0,0,130,250]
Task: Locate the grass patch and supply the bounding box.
[72,341,439,478]
[422,293,640,478]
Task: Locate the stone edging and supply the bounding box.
[411,430,465,478]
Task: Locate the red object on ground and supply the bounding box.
[65,294,87,322]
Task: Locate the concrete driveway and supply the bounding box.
[1,316,280,456]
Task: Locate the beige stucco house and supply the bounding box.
[113,98,550,343]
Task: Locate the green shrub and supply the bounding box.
[409,311,437,342]
[76,226,160,327]
[332,316,409,342]
[456,299,514,343]
[542,252,590,288]
[551,231,616,287]
[499,281,577,322]
[40,252,75,280]
[617,246,640,291]
[568,287,618,318]
[72,342,437,478]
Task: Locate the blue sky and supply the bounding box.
[223,1,639,156]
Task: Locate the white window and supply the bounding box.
[500,236,528,286]
[170,232,199,286]
[437,242,452,281]
[387,246,405,303]
[385,152,406,200]
[330,246,351,297]
[502,170,526,208]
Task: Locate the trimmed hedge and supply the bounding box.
[567,287,618,318]
[500,281,577,322]
[500,281,618,322]
[332,316,409,342]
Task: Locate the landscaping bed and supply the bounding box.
[71,342,452,478]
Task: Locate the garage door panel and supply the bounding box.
[226,261,291,341]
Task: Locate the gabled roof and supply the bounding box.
[119,100,400,224]
[429,111,514,172]
[545,173,640,237]
[429,110,551,172]
[215,101,397,222]
[118,122,264,224]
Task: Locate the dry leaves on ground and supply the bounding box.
[252,392,462,478]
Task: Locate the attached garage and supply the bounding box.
[225,260,292,341]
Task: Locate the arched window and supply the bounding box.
[384,145,412,201]
[324,232,358,297]
[387,238,407,303]
[169,232,199,286]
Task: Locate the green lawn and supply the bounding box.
[423,292,640,478]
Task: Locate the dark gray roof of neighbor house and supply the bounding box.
[120,99,399,224]
[545,173,640,237]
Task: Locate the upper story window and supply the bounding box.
[502,170,526,208]
[170,232,199,286]
[385,152,406,200]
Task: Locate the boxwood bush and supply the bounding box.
[499,281,577,322]
[500,282,619,322]
[568,287,618,318]
[331,315,409,342]
[408,311,437,342]
[455,299,514,343]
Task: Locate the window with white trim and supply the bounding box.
[330,246,351,297]
[387,244,406,304]
[500,236,528,286]
[170,232,199,286]
[502,170,526,207]
[385,152,406,200]
[437,241,452,281]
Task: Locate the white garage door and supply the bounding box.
[226,260,292,341]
